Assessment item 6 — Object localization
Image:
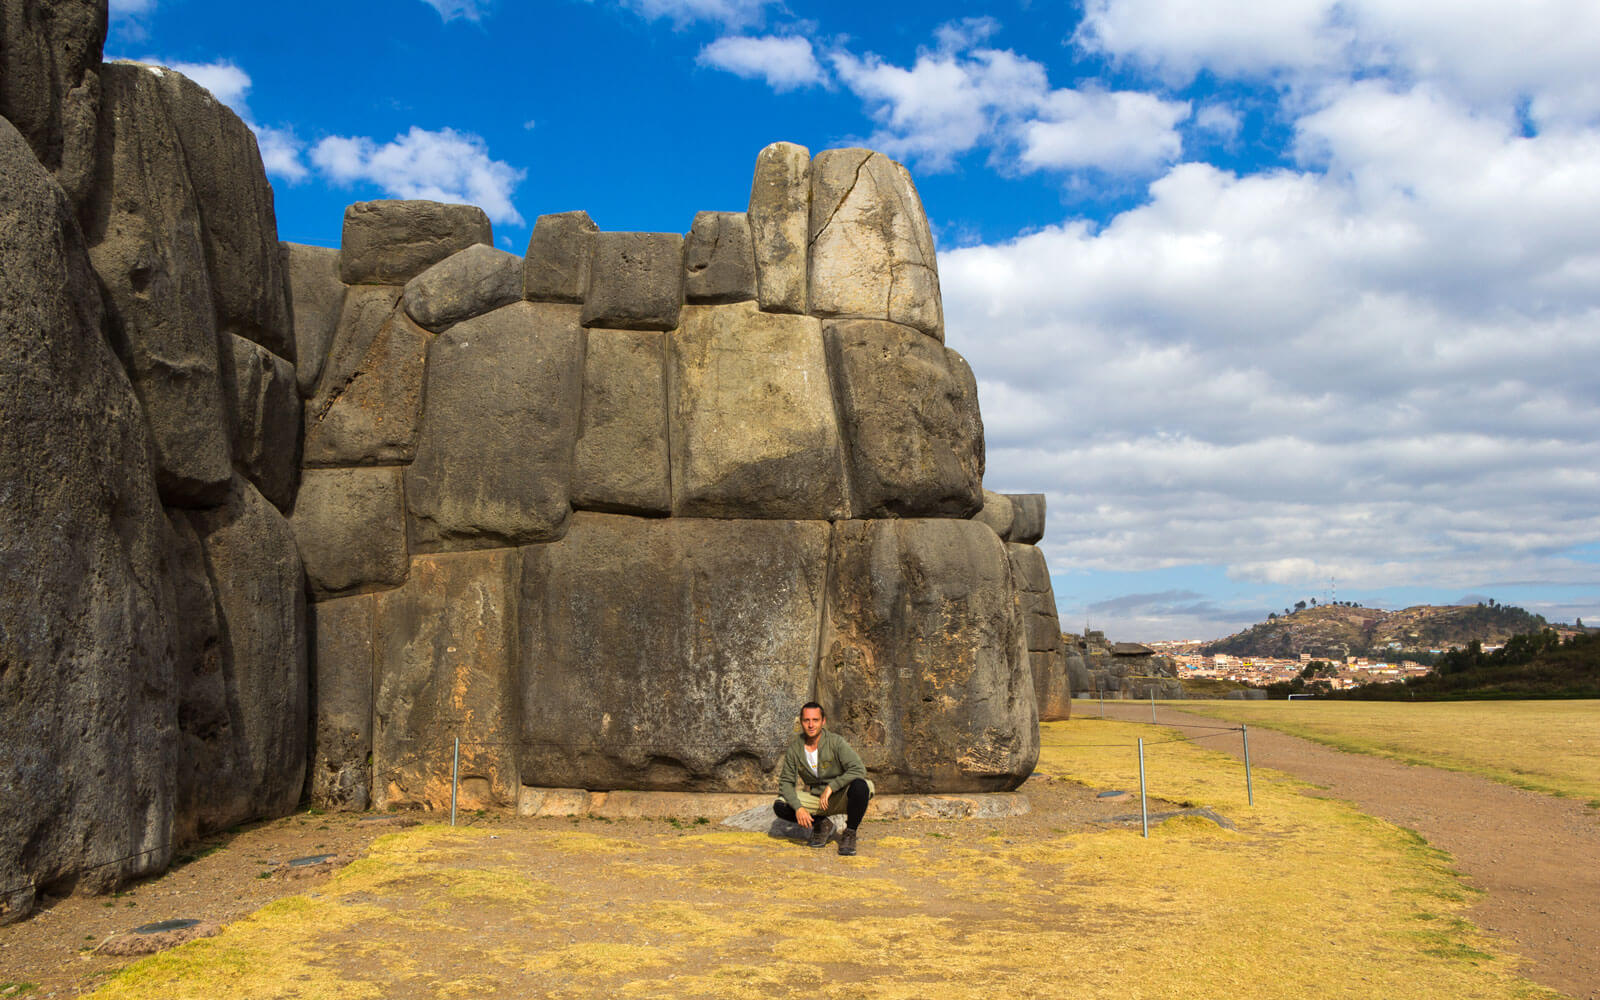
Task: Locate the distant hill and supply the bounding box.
[1203,603,1548,659]
[1347,629,1600,700]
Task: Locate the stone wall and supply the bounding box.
[1,6,1071,915]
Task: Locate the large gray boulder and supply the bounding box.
[340,199,492,285]
[162,511,224,845]
[221,334,299,512]
[282,242,347,398]
[289,467,409,598]
[581,231,684,331]
[302,290,427,467]
[81,62,231,507]
[1065,647,1092,695]
[519,513,827,791]
[1,116,177,917]
[522,210,596,303]
[824,319,983,518]
[373,549,522,810]
[671,302,848,519]
[308,594,375,811]
[0,0,105,202]
[817,519,1039,792]
[401,242,522,332]
[683,210,755,304]
[808,149,943,341]
[1008,542,1070,722]
[406,302,583,550]
[149,67,292,362]
[571,329,671,515]
[746,140,809,314]
[974,489,1014,538]
[1004,493,1046,544]
[185,475,309,828]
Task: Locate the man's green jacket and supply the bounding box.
[778,729,867,810]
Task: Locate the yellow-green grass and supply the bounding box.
[88,720,1558,999]
[1152,698,1600,804]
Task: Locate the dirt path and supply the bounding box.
[1094,703,1600,1000]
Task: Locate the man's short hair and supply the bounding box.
[800,701,825,718]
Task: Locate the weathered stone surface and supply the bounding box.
[817,519,1039,793]
[407,302,583,550]
[571,330,670,515]
[671,302,848,519]
[373,549,521,810]
[303,295,428,467]
[340,199,492,285]
[81,62,231,507]
[221,335,299,512]
[309,284,401,412]
[975,490,1014,538]
[185,475,309,831]
[149,66,292,362]
[948,348,986,480]
[1065,648,1092,695]
[747,141,809,314]
[289,467,408,598]
[1,117,177,915]
[1004,493,1046,544]
[581,231,684,330]
[309,594,375,811]
[162,510,224,845]
[808,148,943,341]
[282,242,346,398]
[519,513,826,791]
[824,319,983,518]
[402,242,522,332]
[683,210,755,304]
[0,0,105,199]
[522,210,596,303]
[1008,543,1070,722]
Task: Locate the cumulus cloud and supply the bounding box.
[131,58,312,183]
[311,127,526,225]
[418,0,491,22]
[697,35,824,91]
[830,27,1189,174]
[158,59,251,108]
[622,0,776,29]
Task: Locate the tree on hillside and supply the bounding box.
[1294,600,1307,611]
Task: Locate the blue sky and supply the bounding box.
[109,0,1600,640]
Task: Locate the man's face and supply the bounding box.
[800,707,824,740]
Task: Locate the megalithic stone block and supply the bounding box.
[221,334,300,512]
[817,519,1039,793]
[81,62,231,507]
[1004,493,1046,544]
[406,302,583,550]
[1008,542,1070,722]
[808,148,943,341]
[373,548,521,811]
[581,231,685,331]
[150,67,294,363]
[0,0,105,201]
[281,242,347,399]
[289,466,409,598]
[824,319,983,518]
[670,302,848,519]
[747,140,810,314]
[974,489,1014,538]
[302,295,429,467]
[309,593,375,811]
[947,348,986,481]
[402,242,523,333]
[683,210,756,304]
[571,329,671,515]
[519,513,826,791]
[523,210,597,303]
[340,199,492,285]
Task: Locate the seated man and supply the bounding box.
[773,701,873,856]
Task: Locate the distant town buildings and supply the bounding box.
[1145,639,1433,689]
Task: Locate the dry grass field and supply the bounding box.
[69,718,1562,1000]
[1164,699,1600,805]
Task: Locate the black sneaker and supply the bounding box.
[808,816,833,848]
[838,827,858,856]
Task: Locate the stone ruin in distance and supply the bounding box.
[0,3,1069,918]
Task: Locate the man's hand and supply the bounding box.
[818,786,832,812]
[795,807,814,829]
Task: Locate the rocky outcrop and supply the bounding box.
[0,0,105,203]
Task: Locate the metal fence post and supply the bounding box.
[1150,690,1156,723]
[1138,737,1149,838]
[450,736,460,827]
[1242,724,1254,806]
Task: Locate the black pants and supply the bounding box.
[773,778,871,830]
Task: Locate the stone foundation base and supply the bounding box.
[514,787,1030,821]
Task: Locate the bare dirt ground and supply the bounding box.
[0,778,1164,997]
[1096,703,1600,1000]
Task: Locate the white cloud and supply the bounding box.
[157,59,252,109]
[1193,102,1242,141]
[253,124,309,183]
[831,30,1188,174]
[310,126,526,225]
[109,0,157,17]
[130,58,311,183]
[622,0,776,29]
[698,35,824,92]
[419,0,491,22]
